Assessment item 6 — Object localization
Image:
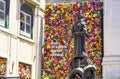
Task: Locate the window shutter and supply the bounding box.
[5,17,8,28]
[31,29,33,39]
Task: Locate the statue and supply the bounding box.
[72,12,87,57]
[69,12,96,79]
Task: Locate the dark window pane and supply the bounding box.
[0,0,5,11]
[20,12,24,21]
[26,24,30,33]
[37,0,40,2]
[26,15,30,24]
[0,11,4,20]
[21,4,33,15]
[20,21,25,31]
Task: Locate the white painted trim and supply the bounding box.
[0,28,34,44]
[18,35,34,43]
[20,30,31,38]
[25,0,41,6]
[35,14,43,79]
[18,58,33,65]
[0,26,10,33]
[17,39,20,76]
[0,19,5,27]
[0,53,8,58]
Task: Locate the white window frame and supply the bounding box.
[0,0,6,27]
[20,11,32,38]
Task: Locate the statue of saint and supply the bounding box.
[69,12,96,79]
[72,12,87,57]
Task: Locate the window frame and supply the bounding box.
[20,10,32,38]
[0,0,6,27]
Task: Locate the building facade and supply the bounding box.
[0,0,45,79]
[102,0,120,79]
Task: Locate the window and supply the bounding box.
[20,11,32,38]
[0,0,6,26]
[37,0,40,2]
[20,4,33,38]
[0,0,10,28]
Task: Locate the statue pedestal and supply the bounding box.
[70,56,88,69]
[69,57,96,79]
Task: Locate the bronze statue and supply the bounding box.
[69,12,96,79]
[72,12,87,57]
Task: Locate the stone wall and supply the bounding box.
[102,0,120,79]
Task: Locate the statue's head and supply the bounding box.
[76,13,86,27]
[77,11,84,20]
[77,13,81,20]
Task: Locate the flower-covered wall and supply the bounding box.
[43,1,103,79]
[0,57,7,75]
[19,62,31,79]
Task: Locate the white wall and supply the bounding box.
[0,0,45,79]
[103,0,120,79]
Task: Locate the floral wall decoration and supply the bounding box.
[43,1,103,79]
[19,62,32,79]
[0,57,7,75]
